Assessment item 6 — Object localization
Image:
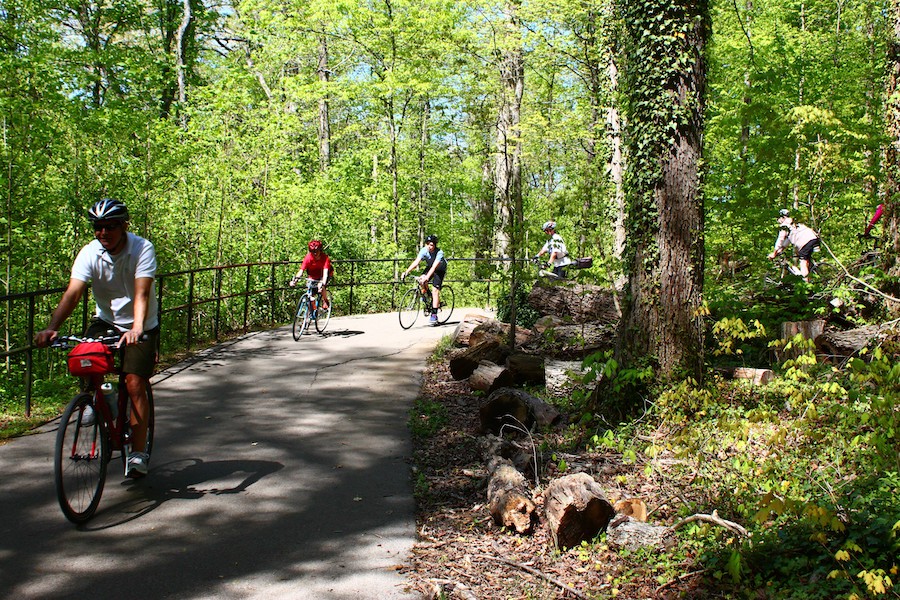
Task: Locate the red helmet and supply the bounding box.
[308,240,323,252]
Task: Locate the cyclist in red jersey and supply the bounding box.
[290,240,332,309]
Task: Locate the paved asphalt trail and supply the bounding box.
[0,309,489,600]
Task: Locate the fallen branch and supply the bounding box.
[671,510,749,537]
[655,568,708,594]
[474,554,600,599]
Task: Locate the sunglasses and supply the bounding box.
[93,221,123,232]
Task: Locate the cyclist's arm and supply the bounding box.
[34,278,88,347]
[402,256,422,278]
[120,276,152,347]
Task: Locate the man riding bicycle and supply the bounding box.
[401,234,447,325]
[34,198,159,478]
[290,240,332,309]
[767,209,821,283]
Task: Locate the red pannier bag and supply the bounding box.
[67,342,114,376]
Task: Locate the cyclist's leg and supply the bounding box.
[121,327,157,453]
[431,267,447,311]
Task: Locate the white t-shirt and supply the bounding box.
[774,223,819,253]
[71,232,159,331]
[540,233,573,268]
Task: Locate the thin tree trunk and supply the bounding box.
[317,33,331,172]
[175,0,192,127]
[884,0,900,287]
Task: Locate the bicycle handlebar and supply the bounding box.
[49,333,149,349]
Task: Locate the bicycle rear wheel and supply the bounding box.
[437,285,455,324]
[315,296,332,333]
[55,392,109,524]
[292,296,312,340]
[398,288,420,329]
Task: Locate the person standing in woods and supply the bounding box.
[33,198,159,478]
[401,234,448,325]
[535,221,573,279]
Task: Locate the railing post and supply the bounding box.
[244,265,251,330]
[187,271,195,350]
[25,295,35,418]
[214,267,223,341]
[270,263,276,323]
[349,261,355,315]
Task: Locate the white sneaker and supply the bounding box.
[126,451,150,478]
[80,405,95,426]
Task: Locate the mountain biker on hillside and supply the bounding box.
[33,198,159,478]
[401,234,447,325]
[767,209,821,283]
[290,240,332,310]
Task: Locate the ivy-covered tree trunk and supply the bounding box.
[317,32,331,172]
[617,0,709,378]
[884,0,900,288]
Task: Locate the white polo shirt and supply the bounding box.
[71,232,159,331]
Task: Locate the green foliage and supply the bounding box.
[408,396,448,439]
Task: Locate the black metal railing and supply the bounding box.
[2,257,506,416]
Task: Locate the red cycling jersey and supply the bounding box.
[300,252,332,281]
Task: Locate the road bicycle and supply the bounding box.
[50,334,155,524]
[398,275,454,329]
[292,279,332,340]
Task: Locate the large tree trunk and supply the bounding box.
[884,0,900,297]
[544,473,615,550]
[616,0,709,378]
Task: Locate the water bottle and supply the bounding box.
[100,382,118,421]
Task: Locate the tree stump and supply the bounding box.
[777,319,825,361]
[505,352,545,385]
[469,360,513,394]
[478,387,561,434]
[544,473,615,549]
[449,339,511,380]
[486,457,536,534]
[544,359,599,397]
[815,324,886,362]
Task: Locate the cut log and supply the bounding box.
[478,434,535,475]
[505,352,545,385]
[449,339,511,380]
[522,323,617,360]
[453,313,495,347]
[613,498,648,522]
[545,359,600,397]
[469,319,533,348]
[469,360,513,394]
[815,324,886,362]
[527,282,621,324]
[479,387,561,434]
[486,456,536,533]
[544,473,615,549]
[606,515,676,551]
[732,367,774,385]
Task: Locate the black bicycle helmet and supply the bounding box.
[87,198,129,222]
[425,234,438,244]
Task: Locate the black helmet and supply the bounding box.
[425,234,438,244]
[87,198,129,222]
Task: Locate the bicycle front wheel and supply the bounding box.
[292,296,312,340]
[55,392,109,524]
[399,288,420,329]
[315,296,332,333]
[437,285,455,324]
